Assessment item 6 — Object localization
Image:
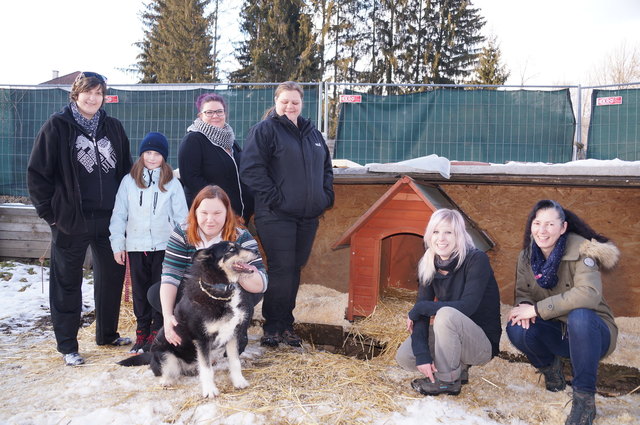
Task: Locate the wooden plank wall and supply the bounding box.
[304,183,640,318]
[0,205,51,259]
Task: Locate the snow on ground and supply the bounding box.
[0,260,638,425]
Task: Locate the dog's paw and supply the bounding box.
[202,385,220,398]
[160,377,175,388]
[232,375,249,389]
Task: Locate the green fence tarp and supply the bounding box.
[587,88,640,161]
[0,86,319,197]
[334,88,576,165]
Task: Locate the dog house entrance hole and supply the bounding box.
[379,233,423,292]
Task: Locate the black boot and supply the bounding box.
[565,390,596,425]
[538,356,566,392]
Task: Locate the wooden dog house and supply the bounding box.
[332,176,493,320]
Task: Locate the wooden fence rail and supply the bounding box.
[0,204,51,259]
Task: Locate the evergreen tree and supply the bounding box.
[137,0,216,83]
[322,0,368,84]
[230,0,321,83]
[472,36,510,86]
[426,0,486,84]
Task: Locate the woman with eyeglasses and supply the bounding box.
[178,93,254,224]
[27,72,133,366]
[506,200,619,425]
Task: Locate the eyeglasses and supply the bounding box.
[200,109,225,117]
[78,71,107,83]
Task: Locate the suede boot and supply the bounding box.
[538,356,566,392]
[565,390,596,425]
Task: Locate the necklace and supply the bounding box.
[198,279,235,301]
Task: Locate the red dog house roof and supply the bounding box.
[333,175,493,319]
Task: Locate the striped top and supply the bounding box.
[161,223,267,292]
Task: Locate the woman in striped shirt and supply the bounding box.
[150,185,267,353]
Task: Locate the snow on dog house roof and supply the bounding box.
[332,175,493,319]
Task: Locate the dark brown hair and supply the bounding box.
[522,199,609,250]
[69,72,107,105]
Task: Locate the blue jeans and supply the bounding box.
[506,308,610,393]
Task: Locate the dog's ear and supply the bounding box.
[207,241,232,260]
[193,248,208,263]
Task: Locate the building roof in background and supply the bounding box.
[39,71,80,85]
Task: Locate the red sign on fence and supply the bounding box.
[339,94,362,103]
[596,96,622,106]
[105,95,119,104]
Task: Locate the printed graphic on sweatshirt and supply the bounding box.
[76,134,117,174]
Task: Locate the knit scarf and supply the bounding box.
[530,233,568,289]
[187,118,235,153]
[70,102,101,137]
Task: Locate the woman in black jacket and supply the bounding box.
[395,209,501,396]
[178,93,253,223]
[240,81,334,347]
[27,72,133,366]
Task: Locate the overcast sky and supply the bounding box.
[1,0,639,86]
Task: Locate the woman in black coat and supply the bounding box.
[240,81,334,348]
[178,93,253,223]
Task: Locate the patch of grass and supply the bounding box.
[1,272,12,281]
[19,278,28,282]
[27,268,37,275]
[18,284,31,292]
[0,261,16,269]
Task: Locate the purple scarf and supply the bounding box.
[530,233,568,289]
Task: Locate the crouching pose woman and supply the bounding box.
[396,209,502,396]
[506,200,619,425]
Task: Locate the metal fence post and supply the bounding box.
[574,85,581,161]
[323,81,329,137]
[316,82,323,137]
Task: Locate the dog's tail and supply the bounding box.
[117,353,152,367]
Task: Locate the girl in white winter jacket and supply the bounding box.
[109,132,188,353]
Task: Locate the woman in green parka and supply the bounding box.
[507,200,619,425]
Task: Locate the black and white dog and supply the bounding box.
[119,241,257,398]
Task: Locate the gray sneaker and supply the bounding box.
[411,377,462,396]
[109,336,132,346]
[63,352,85,366]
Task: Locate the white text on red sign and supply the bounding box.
[596,96,622,106]
[105,95,119,104]
[340,95,362,103]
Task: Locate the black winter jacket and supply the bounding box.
[27,105,132,235]
[240,112,334,219]
[408,249,502,365]
[178,131,254,222]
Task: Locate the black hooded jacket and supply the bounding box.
[240,112,334,219]
[27,104,132,235]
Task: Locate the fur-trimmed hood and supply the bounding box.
[579,238,620,270]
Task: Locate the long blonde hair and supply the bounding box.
[418,209,475,285]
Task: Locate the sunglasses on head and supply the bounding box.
[78,71,107,83]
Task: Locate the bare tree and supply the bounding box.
[588,41,640,87]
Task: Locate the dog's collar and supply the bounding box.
[198,279,235,301]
